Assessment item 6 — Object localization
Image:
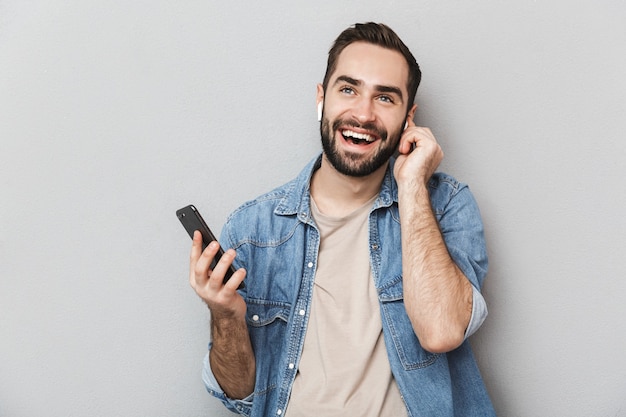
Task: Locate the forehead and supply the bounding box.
[330,42,410,95]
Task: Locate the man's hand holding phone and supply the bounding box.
[180,208,255,399]
[177,204,247,319]
[189,230,247,320]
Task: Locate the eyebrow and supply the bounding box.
[333,75,405,102]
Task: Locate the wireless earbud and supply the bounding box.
[317,102,323,122]
[404,121,408,130]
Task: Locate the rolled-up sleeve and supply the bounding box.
[464,286,488,339]
[434,179,490,340]
[202,345,253,415]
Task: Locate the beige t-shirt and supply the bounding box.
[285,197,408,416]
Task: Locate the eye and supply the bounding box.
[378,95,394,104]
[339,86,355,95]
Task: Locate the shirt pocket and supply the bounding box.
[246,299,291,327]
[243,300,291,401]
[379,282,441,370]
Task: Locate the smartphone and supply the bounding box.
[176,204,243,289]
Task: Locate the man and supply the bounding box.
[189,22,495,416]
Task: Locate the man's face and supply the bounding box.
[318,42,413,177]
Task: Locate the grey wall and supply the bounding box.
[2,1,625,416]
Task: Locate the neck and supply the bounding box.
[310,154,387,217]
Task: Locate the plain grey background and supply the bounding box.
[2,1,625,416]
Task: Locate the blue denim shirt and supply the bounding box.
[203,155,495,417]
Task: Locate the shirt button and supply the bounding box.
[307,262,313,268]
[299,310,305,316]
[252,315,260,322]
[288,363,295,369]
[277,410,283,415]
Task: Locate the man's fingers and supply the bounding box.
[224,268,247,291]
[399,124,424,154]
[400,126,439,154]
[190,235,219,288]
[190,230,203,261]
[207,248,236,289]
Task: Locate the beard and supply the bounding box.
[320,116,403,177]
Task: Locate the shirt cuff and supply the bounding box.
[464,285,488,339]
[202,348,254,413]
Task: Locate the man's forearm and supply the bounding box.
[399,184,473,353]
[209,315,256,399]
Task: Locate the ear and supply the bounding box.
[406,104,417,124]
[316,84,325,122]
[316,83,324,103]
[403,104,417,130]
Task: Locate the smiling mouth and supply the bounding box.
[341,129,377,145]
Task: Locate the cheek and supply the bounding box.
[386,121,406,143]
[323,104,346,123]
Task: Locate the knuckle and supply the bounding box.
[193,263,206,277]
[201,246,215,259]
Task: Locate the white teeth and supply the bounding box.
[343,129,375,142]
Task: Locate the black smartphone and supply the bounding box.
[176,204,243,289]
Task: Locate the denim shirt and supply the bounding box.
[203,155,495,417]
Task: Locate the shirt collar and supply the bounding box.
[274,153,398,219]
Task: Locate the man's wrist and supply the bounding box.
[398,181,431,211]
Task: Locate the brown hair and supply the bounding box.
[322,22,422,110]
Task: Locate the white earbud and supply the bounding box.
[404,121,408,130]
[317,102,323,122]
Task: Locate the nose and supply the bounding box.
[352,97,376,125]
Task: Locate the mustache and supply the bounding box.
[331,118,388,141]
